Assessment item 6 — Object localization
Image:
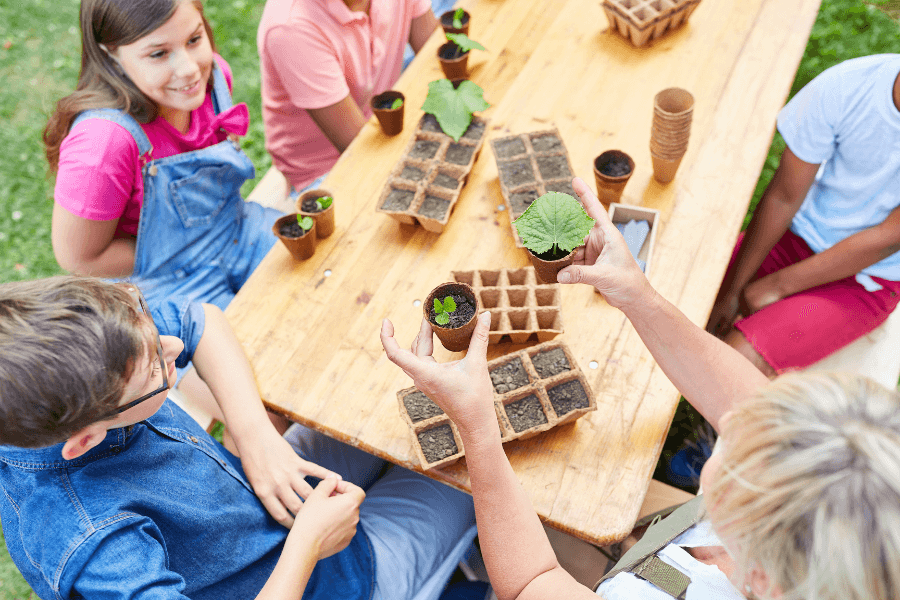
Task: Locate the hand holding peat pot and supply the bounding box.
[272,214,317,260]
[424,282,481,351]
[297,189,335,238]
[513,191,595,284]
[370,91,405,136]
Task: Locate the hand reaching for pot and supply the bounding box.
[380,312,499,438]
[556,177,655,309]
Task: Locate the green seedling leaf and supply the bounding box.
[445,32,486,53]
[442,296,457,313]
[297,215,314,231]
[452,7,464,29]
[421,79,490,141]
[433,297,443,314]
[513,192,595,255]
[436,312,450,325]
[432,295,457,326]
[315,196,333,210]
[390,98,403,110]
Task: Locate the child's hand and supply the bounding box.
[293,476,365,559]
[380,312,497,437]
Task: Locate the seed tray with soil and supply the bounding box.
[490,128,577,248]
[397,339,596,468]
[490,357,531,394]
[376,115,488,233]
[602,0,703,47]
[416,421,463,469]
[450,266,562,344]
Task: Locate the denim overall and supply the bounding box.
[71,65,281,356]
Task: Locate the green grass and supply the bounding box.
[0,0,897,596]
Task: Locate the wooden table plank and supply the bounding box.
[227,0,820,545]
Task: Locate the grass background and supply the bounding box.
[0,0,898,596]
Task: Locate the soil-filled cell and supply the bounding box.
[446,143,475,166]
[421,114,443,133]
[400,165,427,182]
[411,140,441,160]
[418,196,452,220]
[462,120,486,142]
[531,347,571,378]
[510,189,539,216]
[499,159,537,188]
[403,390,445,423]
[504,395,548,433]
[433,172,460,189]
[418,424,459,463]
[536,155,572,180]
[489,358,529,394]
[547,379,590,417]
[545,180,576,197]
[381,188,416,212]
[494,138,526,159]
[530,134,563,153]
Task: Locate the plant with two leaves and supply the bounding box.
[432,296,458,326]
[296,214,314,233]
[513,192,595,259]
[315,196,333,211]
[444,32,486,59]
[452,7,465,29]
[421,79,490,142]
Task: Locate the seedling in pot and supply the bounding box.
[421,79,490,142]
[443,32,486,59]
[452,7,465,29]
[433,295,457,326]
[315,196,333,211]
[279,214,313,238]
[514,192,595,283]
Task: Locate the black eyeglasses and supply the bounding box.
[106,286,170,417]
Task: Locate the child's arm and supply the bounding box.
[192,304,339,527]
[409,8,439,53]
[51,205,136,277]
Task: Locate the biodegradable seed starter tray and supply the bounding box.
[450,267,562,344]
[607,203,660,277]
[602,0,703,47]
[376,114,488,233]
[397,340,596,470]
[491,128,576,248]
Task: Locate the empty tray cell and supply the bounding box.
[410,139,442,160]
[536,309,561,331]
[630,5,657,27]
[399,163,428,183]
[489,310,503,333]
[529,133,563,154]
[462,119,487,142]
[507,288,528,307]
[417,195,452,221]
[480,288,501,309]
[547,379,590,417]
[499,159,537,188]
[536,155,572,180]
[402,390,445,423]
[544,180,576,197]
[510,188,539,216]
[535,287,559,306]
[381,187,417,212]
[504,394,548,433]
[478,270,501,287]
[530,346,571,379]
[489,357,531,395]
[494,137,527,159]
[445,143,476,166]
[417,422,459,464]
[507,268,529,286]
[451,270,475,286]
[432,170,461,190]
[508,309,530,332]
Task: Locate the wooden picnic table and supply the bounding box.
[226,0,821,546]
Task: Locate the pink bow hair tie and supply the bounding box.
[210,103,250,137]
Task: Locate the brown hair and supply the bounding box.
[43,0,216,172]
[0,276,147,447]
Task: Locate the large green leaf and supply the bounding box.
[445,33,486,53]
[513,192,595,254]
[421,79,490,141]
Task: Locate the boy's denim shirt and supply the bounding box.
[0,399,373,600]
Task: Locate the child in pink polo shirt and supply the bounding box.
[258,0,438,191]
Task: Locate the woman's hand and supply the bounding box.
[237,426,343,528]
[293,476,365,560]
[556,177,654,310]
[380,312,497,437]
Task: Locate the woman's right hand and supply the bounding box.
[293,476,365,560]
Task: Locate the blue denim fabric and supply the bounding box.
[72,65,282,366]
[0,400,373,600]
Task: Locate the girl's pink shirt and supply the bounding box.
[54,55,239,237]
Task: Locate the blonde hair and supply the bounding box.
[706,372,900,600]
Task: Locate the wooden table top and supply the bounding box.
[226,0,821,546]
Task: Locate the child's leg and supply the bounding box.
[283,424,388,490]
[227,202,282,291]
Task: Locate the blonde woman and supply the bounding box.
[381,176,900,600]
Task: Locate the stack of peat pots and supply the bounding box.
[649,87,694,183]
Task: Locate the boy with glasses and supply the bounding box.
[0,276,475,599]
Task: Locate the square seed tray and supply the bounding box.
[602,0,703,47]
[376,114,488,233]
[491,128,576,248]
[397,340,596,470]
[607,203,660,278]
[450,267,562,344]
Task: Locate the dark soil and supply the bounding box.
[531,347,571,379]
[411,140,441,160]
[489,358,530,394]
[530,135,563,153]
[278,220,310,238]
[494,138,526,159]
[418,424,459,463]
[547,380,589,417]
[418,196,451,220]
[597,154,633,177]
[381,188,416,211]
[421,114,443,133]
[446,143,475,166]
[440,43,468,60]
[403,390,444,423]
[533,246,569,261]
[433,172,459,189]
[462,120,486,142]
[400,165,427,182]
[536,155,572,180]
[510,189,539,216]
[300,197,327,213]
[440,10,470,29]
[429,292,475,329]
[499,159,536,188]
[505,395,547,433]
[375,97,398,110]
[545,180,576,197]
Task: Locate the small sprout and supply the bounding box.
[513,192,595,257]
[445,32,486,55]
[452,8,465,29]
[297,215,314,231]
[433,295,457,326]
[390,97,403,110]
[315,196,333,211]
